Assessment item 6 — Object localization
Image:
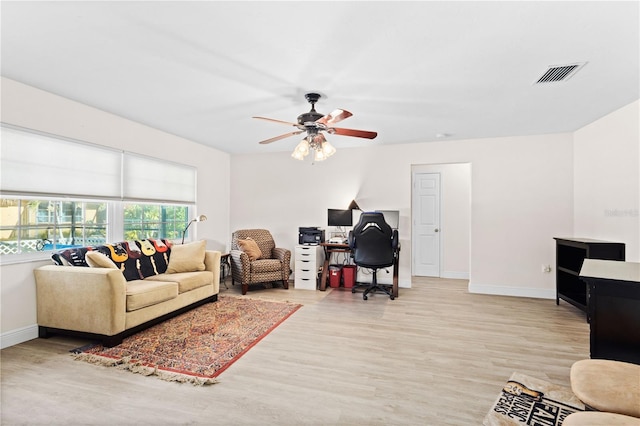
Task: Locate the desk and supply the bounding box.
[319,242,399,298]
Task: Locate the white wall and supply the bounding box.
[574,100,640,261]
[231,132,575,297]
[0,77,231,347]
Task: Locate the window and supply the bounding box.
[123,203,188,241]
[0,199,108,255]
[0,198,192,257]
[0,125,198,261]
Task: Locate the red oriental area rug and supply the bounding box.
[72,296,302,385]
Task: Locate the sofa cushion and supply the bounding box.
[146,271,213,293]
[238,237,262,261]
[166,240,206,273]
[126,280,179,312]
[85,251,118,269]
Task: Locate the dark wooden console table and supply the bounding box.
[580,259,640,364]
[554,237,625,318]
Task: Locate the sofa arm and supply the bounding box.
[204,250,221,293]
[34,265,127,336]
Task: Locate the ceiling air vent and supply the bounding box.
[534,62,587,84]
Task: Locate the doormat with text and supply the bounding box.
[483,372,584,426]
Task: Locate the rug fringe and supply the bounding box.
[72,353,219,386]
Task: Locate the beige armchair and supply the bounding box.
[230,229,291,295]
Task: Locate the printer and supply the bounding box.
[298,227,325,245]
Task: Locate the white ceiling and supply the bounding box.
[1,1,638,155]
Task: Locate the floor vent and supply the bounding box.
[534,62,587,84]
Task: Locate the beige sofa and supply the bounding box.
[34,239,220,347]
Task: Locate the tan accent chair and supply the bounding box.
[230,229,291,295]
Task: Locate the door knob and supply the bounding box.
[434,228,439,232]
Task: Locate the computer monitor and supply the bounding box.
[376,210,400,229]
[327,209,353,227]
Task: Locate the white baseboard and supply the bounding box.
[398,277,411,288]
[468,282,555,300]
[441,271,470,280]
[1,324,38,349]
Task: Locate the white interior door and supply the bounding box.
[412,172,441,277]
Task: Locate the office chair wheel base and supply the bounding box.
[352,288,356,294]
[390,295,395,300]
[363,295,368,300]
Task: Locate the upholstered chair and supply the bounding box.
[230,229,291,295]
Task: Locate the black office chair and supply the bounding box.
[348,212,399,300]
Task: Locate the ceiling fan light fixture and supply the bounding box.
[256,92,376,162]
[291,150,306,161]
[294,139,310,155]
[322,140,336,157]
[313,148,327,162]
[292,139,310,160]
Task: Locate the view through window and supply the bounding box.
[0,199,189,256]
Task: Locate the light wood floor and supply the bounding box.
[1,277,589,425]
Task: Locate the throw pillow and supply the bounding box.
[238,237,262,261]
[86,251,119,269]
[166,240,206,273]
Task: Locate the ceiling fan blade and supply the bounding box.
[329,127,378,139]
[316,109,353,125]
[253,116,299,127]
[258,130,304,145]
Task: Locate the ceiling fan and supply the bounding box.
[252,93,377,161]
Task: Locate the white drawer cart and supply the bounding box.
[294,245,324,290]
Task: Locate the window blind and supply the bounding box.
[1,125,196,203]
[123,153,196,203]
[1,126,121,198]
